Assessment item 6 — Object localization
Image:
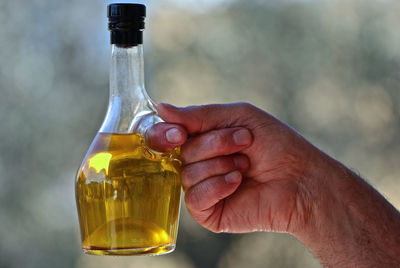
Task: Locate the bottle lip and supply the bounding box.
[108,3,146,17]
[107,3,146,46]
[108,3,145,30]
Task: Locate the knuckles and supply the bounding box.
[184,184,204,211]
[184,191,196,210]
[181,166,197,190]
[207,130,230,152]
[215,156,235,172]
[234,102,256,113]
[181,156,236,190]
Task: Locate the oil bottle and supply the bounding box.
[75,3,182,256]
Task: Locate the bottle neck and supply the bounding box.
[100,44,156,133]
[110,44,145,100]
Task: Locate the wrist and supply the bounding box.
[292,152,348,232]
[300,156,354,263]
[294,151,400,267]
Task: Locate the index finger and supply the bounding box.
[181,127,252,164]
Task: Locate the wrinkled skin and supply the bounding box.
[147,102,400,267]
[147,102,319,234]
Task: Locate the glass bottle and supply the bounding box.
[75,3,182,256]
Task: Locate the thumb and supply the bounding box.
[146,122,188,152]
[156,102,254,135]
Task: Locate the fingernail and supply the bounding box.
[233,129,252,146]
[225,171,241,184]
[166,128,183,144]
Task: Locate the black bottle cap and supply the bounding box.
[108,3,146,46]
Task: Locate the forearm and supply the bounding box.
[297,155,400,267]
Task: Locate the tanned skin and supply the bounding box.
[146,102,400,267]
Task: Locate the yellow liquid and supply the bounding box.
[75,133,181,256]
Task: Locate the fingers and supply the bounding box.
[185,171,242,212]
[181,154,250,191]
[181,127,252,164]
[157,102,260,134]
[146,122,188,152]
[182,154,249,214]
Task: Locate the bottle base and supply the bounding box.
[83,244,176,256]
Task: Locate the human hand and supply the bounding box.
[147,102,400,267]
[147,102,322,234]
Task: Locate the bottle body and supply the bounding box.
[75,4,182,255]
[76,133,181,255]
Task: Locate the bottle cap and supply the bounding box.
[108,3,146,46]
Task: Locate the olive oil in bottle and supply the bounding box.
[76,133,181,255]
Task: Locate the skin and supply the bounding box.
[147,102,400,267]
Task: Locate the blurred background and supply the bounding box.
[0,0,399,267]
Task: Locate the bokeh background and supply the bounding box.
[1,0,399,267]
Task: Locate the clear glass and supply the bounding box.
[75,44,182,256]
